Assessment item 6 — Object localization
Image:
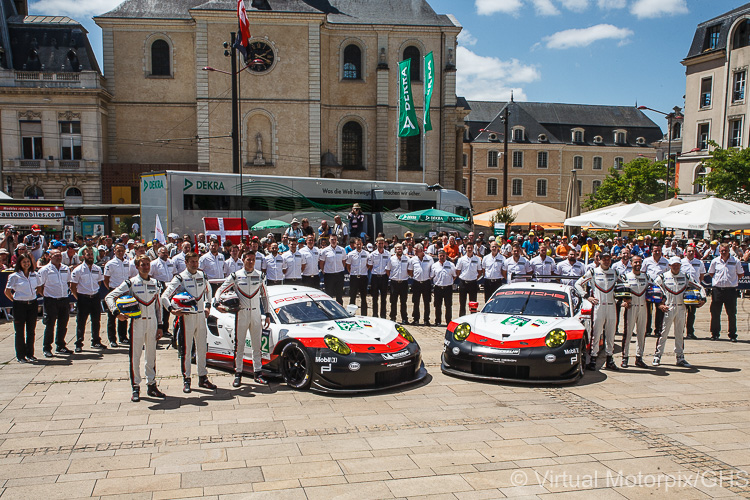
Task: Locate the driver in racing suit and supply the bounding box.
[105,255,167,402]
[215,250,272,387]
[652,256,706,367]
[621,255,651,369]
[161,251,216,393]
[575,252,620,371]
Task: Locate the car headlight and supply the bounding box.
[453,323,471,342]
[545,329,567,348]
[396,324,415,343]
[324,335,351,355]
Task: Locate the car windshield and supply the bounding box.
[483,289,571,317]
[274,298,351,324]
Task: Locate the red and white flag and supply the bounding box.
[234,0,252,63]
[203,217,248,244]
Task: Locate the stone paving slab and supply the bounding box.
[0,300,748,498]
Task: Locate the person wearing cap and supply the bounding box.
[0,224,18,254]
[708,243,745,341]
[482,241,507,301]
[0,248,9,270]
[282,237,305,285]
[300,235,321,289]
[581,237,600,262]
[166,233,180,257]
[24,224,47,262]
[39,249,72,356]
[631,236,645,257]
[653,256,705,367]
[703,240,720,260]
[367,237,390,318]
[620,255,651,368]
[61,242,81,268]
[70,247,105,352]
[346,237,369,315]
[284,218,304,241]
[319,234,347,304]
[643,245,669,337]
[681,246,705,340]
[348,203,366,240]
[575,251,620,371]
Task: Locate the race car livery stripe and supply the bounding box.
[447,321,459,333]
[289,336,410,354]
[466,329,584,349]
[206,351,275,367]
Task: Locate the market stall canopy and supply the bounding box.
[397,208,468,223]
[564,202,655,229]
[650,198,686,208]
[621,197,750,231]
[251,219,290,231]
[474,202,565,228]
[0,199,64,228]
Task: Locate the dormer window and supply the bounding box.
[705,24,721,51]
[636,137,646,145]
[593,135,603,144]
[614,130,627,144]
[571,128,584,143]
[512,127,524,142]
[537,133,547,142]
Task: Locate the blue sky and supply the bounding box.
[29,0,744,128]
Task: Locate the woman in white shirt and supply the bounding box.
[4,254,42,363]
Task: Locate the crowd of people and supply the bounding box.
[0,209,745,401]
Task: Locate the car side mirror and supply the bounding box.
[346,304,358,316]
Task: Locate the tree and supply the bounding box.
[699,141,750,204]
[490,206,516,225]
[583,157,676,210]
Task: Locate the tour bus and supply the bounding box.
[140,171,472,241]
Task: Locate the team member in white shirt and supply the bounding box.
[612,248,632,335]
[408,243,434,325]
[262,243,286,286]
[104,243,131,347]
[223,245,243,277]
[346,238,369,315]
[643,245,669,337]
[456,244,483,317]
[150,246,176,335]
[61,242,81,267]
[386,243,411,324]
[367,237,390,318]
[505,244,532,283]
[681,246,705,340]
[319,234,347,304]
[482,242,507,302]
[529,242,557,283]
[199,240,226,294]
[4,254,42,362]
[300,235,321,289]
[70,247,105,352]
[556,248,585,286]
[708,243,745,341]
[173,241,193,274]
[39,249,71,356]
[282,238,305,285]
[431,249,457,326]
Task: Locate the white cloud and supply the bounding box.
[597,0,626,8]
[30,0,120,17]
[456,46,539,100]
[558,0,588,12]
[475,0,524,16]
[531,0,559,16]
[458,30,478,46]
[630,0,688,19]
[542,24,633,49]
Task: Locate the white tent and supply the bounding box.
[564,202,655,229]
[621,197,750,231]
[474,201,565,226]
[650,197,686,208]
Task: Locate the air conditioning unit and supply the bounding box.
[538,134,547,142]
[593,136,603,144]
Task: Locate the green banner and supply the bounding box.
[424,51,434,133]
[398,59,420,137]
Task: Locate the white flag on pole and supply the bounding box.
[155,214,166,244]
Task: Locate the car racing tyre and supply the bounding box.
[280,342,313,390]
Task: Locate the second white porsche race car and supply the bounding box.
[206,285,427,393]
[442,282,593,384]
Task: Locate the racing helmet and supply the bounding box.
[614,284,632,300]
[683,287,704,305]
[115,296,141,319]
[646,285,664,304]
[218,291,240,313]
[172,292,198,313]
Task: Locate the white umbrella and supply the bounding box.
[621,197,750,231]
[650,198,686,208]
[564,202,656,230]
[474,202,566,226]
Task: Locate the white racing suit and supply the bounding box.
[622,271,651,358]
[576,266,620,357]
[653,271,704,361]
[106,276,162,387]
[215,269,271,374]
[161,270,212,379]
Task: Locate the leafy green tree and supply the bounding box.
[698,141,750,204]
[490,206,516,225]
[583,157,676,210]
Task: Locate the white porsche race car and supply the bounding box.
[206,285,427,393]
[441,282,593,384]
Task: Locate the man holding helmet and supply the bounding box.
[620,255,651,368]
[106,255,166,402]
[161,252,215,393]
[653,256,706,367]
[215,250,271,387]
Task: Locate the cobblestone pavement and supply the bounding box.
[1,297,750,499]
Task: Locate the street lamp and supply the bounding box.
[638,105,682,198]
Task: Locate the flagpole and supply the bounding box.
[396,114,400,183]
[235,32,245,244]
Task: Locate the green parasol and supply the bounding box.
[251,219,290,231]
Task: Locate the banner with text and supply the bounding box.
[398,59,420,137]
[423,51,434,132]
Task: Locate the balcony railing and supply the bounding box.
[2,70,102,89]
[2,159,99,174]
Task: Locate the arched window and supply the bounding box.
[341,121,363,169]
[399,135,421,170]
[65,187,83,204]
[672,122,682,140]
[734,19,750,49]
[343,44,361,80]
[151,39,170,76]
[403,45,421,81]
[24,186,44,199]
